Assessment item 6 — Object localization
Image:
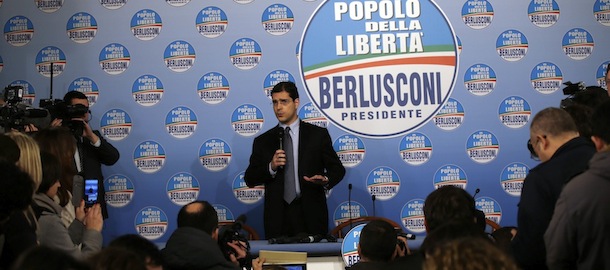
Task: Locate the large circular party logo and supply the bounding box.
[464,63,496,96]
[165,106,197,139]
[164,40,196,72]
[135,206,168,240]
[131,9,162,41]
[433,98,464,130]
[461,0,494,29]
[104,174,134,208]
[530,62,562,94]
[562,28,594,60]
[333,134,365,168]
[166,172,200,206]
[528,0,559,28]
[133,75,164,106]
[229,38,262,70]
[198,72,229,104]
[401,199,426,233]
[594,0,610,26]
[466,130,499,164]
[99,43,130,75]
[262,4,294,35]
[100,109,132,141]
[231,104,264,137]
[341,224,365,267]
[366,166,400,201]
[498,96,531,129]
[301,0,458,138]
[67,12,97,43]
[496,30,528,61]
[199,138,232,171]
[134,141,166,174]
[69,78,99,106]
[4,16,34,46]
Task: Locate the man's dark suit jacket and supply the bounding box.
[79,130,120,218]
[244,121,345,238]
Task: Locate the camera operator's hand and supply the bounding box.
[227,240,248,265]
[50,118,62,127]
[252,257,265,270]
[394,234,411,258]
[72,118,100,145]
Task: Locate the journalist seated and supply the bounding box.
[162,200,262,270]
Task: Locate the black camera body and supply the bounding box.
[40,98,88,137]
[0,86,49,132]
[218,217,252,269]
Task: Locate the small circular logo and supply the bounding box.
[36,0,63,13]
[366,166,400,201]
[461,0,494,29]
[67,12,97,43]
[100,109,132,141]
[196,6,228,38]
[434,164,468,189]
[99,43,130,75]
[231,104,264,137]
[466,130,499,164]
[475,197,502,224]
[333,134,365,168]
[500,162,528,196]
[262,4,294,35]
[167,172,200,206]
[36,46,66,78]
[263,70,295,98]
[399,132,432,166]
[133,75,164,106]
[562,28,594,60]
[528,0,559,28]
[198,72,229,104]
[594,0,610,26]
[333,201,368,226]
[434,98,465,131]
[401,199,426,233]
[299,102,329,128]
[229,38,262,70]
[131,9,162,41]
[232,172,264,204]
[464,64,496,96]
[496,29,528,61]
[499,96,531,129]
[4,16,34,47]
[164,40,196,72]
[199,138,232,172]
[135,206,168,240]
[100,0,126,10]
[531,62,563,94]
[165,106,197,139]
[166,0,190,7]
[69,78,99,106]
[104,174,134,208]
[134,141,166,174]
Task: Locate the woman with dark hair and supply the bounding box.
[33,151,103,259]
[33,127,79,227]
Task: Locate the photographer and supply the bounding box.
[162,201,263,270]
[50,91,119,219]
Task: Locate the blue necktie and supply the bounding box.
[283,127,297,203]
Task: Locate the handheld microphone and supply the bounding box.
[371,195,376,217]
[299,234,324,243]
[278,128,284,170]
[348,183,353,229]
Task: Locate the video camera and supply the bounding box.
[560,81,608,109]
[218,215,253,270]
[0,85,49,132]
[39,98,89,137]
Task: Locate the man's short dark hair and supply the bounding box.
[359,220,397,262]
[63,90,87,104]
[109,234,164,267]
[177,200,218,235]
[423,186,476,232]
[420,220,490,256]
[0,134,20,164]
[530,107,578,136]
[271,81,299,100]
[591,99,610,144]
[0,161,33,223]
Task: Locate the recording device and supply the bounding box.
[0,85,49,132]
[72,175,84,207]
[560,81,608,109]
[396,231,416,253]
[218,214,253,269]
[371,195,376,217]
[84,179,99,208]
[40,99,88,137]
[278,127,284,170]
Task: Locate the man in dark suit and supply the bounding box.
[53,91,120,218]
[245,81,345,239]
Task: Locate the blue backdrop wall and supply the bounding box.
[1,0,608,244]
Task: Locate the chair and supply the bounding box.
[329,216,402,238]
[219,222,261,240]
[485,218,501,233]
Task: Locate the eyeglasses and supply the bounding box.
[527,139,539,161]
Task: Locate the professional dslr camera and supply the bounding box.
[0,86,49,132]
[40,98,89,137]
[217,215,253,269]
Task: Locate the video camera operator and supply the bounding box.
[161,201,264,270]
[50,90,119,219]
[0,86,50,133]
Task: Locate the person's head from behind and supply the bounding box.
[177,200,219,239]
[37,151,62,199]
[423,186,476,232]
[529,107,579,162]
[590,99,610,152]
[0,161,34,229]
[6,131,42,192]
[562,104,593,141]
[0,133,20,164]
[420,220,490,257]
[88,247,147,270]
[109,234,164,270]
[271,81,300,125]
[423,237,518,270]
[357,220,398,262]
[12,245,90,270]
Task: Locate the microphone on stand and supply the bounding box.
[473,188,480,199]
[371,195,376,217]
[348,183,353,229]
[472,188,486,231]
[278,127,284,170]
